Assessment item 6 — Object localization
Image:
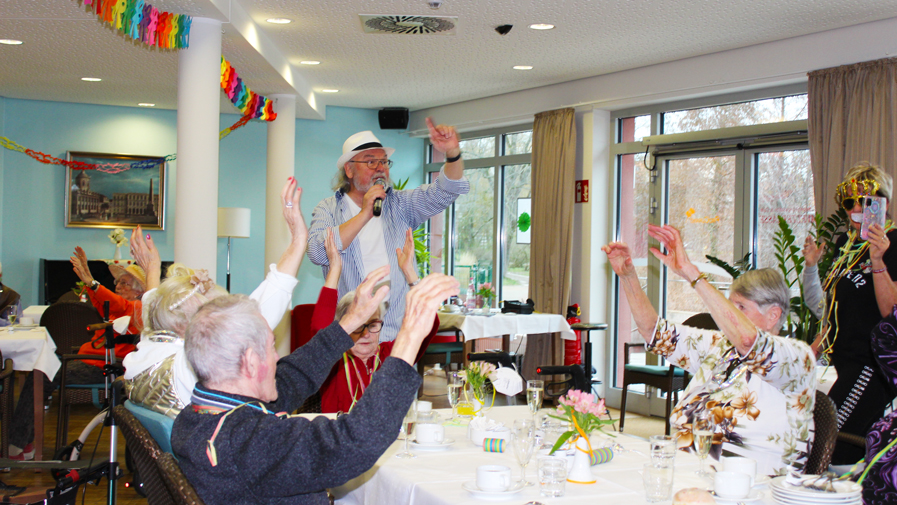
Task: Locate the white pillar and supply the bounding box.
[174,17,222,276]
[266,95,297,356]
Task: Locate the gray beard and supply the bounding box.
[354,176,391,194]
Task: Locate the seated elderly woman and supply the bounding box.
[603,224,815,476]
[122,177,307,418]
[313,228,438,413]
[9,250,147,459]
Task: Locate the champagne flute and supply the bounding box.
[396,403,417,459]
[511,418,536,486]
[4,307,17,332]
[526,380,544,421]
[447,372,462,422]
[692,411,714,478]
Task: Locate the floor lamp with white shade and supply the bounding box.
[217,207,251,292]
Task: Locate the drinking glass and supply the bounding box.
[692,411,714,478]
[643,462,674,502]
[526,380,544,420]
[3,306,17,331]
[395,403,417,459]
[511,418,536,486]
[537,456,567,497]
[447,372,462,422]
[649,435,676,468]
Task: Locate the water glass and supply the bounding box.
[537,456,567,497]
[511,418,536,486]
[642,463,673,502]
[649,435,676,468]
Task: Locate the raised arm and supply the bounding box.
[601,241,658,341]
[130,226,161,290]
[274,177,308,277]
[648,224,757,355]
[867,224,897,317]
[396,228,420,285]
[426,117,463,181]
[323,228,342,289]
[390,273,460,365]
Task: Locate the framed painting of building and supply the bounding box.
[64,151,166,230]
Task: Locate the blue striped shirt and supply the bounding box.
[307,168,469,342]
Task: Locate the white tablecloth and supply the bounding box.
[437,313,576,341]
[0,326,61,380]
[334,405,779,505]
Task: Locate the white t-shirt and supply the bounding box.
[345,197,389,276]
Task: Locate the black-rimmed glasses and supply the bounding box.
[354,320,383,334]
[349,159,393,169]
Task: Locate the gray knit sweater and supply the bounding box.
[171,321,422,505]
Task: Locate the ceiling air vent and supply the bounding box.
[359,15,457,35]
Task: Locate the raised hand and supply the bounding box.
[647,224,698,281]
[281,176,307,245]
[339,265,390,336]
[323,228,342,289]
[70,246,94,285]
[867,224,890,264]
[601,242,636,278]
[130,225,161,290]
[425,117,460,156]
[803,235,825,267]
[392,274,460,363]
[396,228,419,284]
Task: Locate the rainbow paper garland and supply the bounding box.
[81,0,192,50]
[221,57,277,121]
[0,115,257,174]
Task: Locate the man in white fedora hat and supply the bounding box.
[308,117,469,342]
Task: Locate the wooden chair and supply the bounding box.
[619,313,714,435]
[113,405,175,505]
[157,452,208,505]
[39,302,107,451]
[806,390,838,474]
[417,330,465,377]
[0,351,14,458]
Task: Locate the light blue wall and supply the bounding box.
[0,99,424,307]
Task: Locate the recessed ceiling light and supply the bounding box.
[300,60,320,65]
[529,24,554,30]
[0,39,23,45]
[266,18,292,24]
[138,103,155,107]
[321,89,339,93]
[512,66,533,70]
[81,77,102,82]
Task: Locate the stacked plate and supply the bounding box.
[770,476,862,505]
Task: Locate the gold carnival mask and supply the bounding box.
[836,178,881,211]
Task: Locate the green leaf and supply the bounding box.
[550,431,575,455]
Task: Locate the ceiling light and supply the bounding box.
[512,66,533,70]
[266,18,292,24]
[529,23,554,30]
[81,77,102,82]
[138,103,155,107]
[321,89,339,93]
[0,39,23,45]
[300,60,320,65]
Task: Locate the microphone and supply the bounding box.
[372,179,387,217]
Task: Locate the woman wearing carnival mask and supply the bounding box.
[603,225,815,477]
[803,162,897,464]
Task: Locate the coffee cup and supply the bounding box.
[416,423,445,444]
[714,471,751,499]
[722,456,757,486]
[476,465,511,492]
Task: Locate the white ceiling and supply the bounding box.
[2,0,897,120]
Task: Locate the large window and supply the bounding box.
[426,126,533,305]
[610,89,811,413]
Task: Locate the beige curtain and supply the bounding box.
[808,57,897,218]
[523,108,576,375]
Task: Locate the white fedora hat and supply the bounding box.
[336,131,395,171]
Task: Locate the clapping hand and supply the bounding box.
[282,176,307,245]
[396,228,419,284]
[130,226,161,290]
[647,224,697,281]
[339,265,390,337]
[70,246,94,285]
[601,242,636,278]
[392,274,460,363]
[803,235,825,267]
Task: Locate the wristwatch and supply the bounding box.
[89,280,100,290]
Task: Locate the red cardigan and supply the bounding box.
[312,287,438,414]
[79,284,141,368]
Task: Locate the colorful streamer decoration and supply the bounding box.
[221,57,278,121]
[81,0,192,50]
[0,114,257,174]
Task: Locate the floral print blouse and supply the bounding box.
[648,318,816,475]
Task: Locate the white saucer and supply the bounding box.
[410,438,454,450]
[461,481,524,500]
[714,489,762,504]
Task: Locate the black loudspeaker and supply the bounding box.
[378,107,409,130]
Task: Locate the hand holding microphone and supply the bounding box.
[372,179,387,217]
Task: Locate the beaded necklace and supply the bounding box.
[342,348,381,411]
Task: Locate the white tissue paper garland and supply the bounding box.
[112,316,131,335]
[490,364,524,396]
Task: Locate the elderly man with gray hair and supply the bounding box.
[171,267,459,505]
